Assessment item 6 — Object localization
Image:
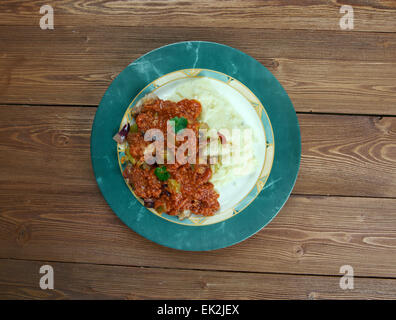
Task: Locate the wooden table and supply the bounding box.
[1,1,396,300]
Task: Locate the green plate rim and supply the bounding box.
[117,68,274,226]
[90,41,301,251]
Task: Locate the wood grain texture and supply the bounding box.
[1,26,396,114]
[2,191,396,278]
[1,0,396,300]
[1,0,396,32]
[0,106,396,277]
[295,113,396,197]
[0,106,394,198]
[1,259,396,300]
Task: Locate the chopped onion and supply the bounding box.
[178,210,192,221]
[144,199,155,208]
[113,123,130,144]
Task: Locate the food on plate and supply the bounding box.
[115,78,257,219]
[169,78,257,186]
[117,95,220,219]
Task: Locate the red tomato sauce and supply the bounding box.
[123,98,220,218]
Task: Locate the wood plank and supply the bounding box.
[1,259,396,299]
[2,57,396,115]
[0,106,396,277]
[0,106,395,198]
[3,26,395,62]
[2,190,396,278]
[1,26,395,114]
[1,0,396,33]
[294,113,396,197]
[274,59,396,115]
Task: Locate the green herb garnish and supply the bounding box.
[169,116,188,133]
[154,166,170,181]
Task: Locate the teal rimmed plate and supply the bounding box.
[91,41,301,251]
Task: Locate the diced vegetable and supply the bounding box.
[211,162,221,174]
[177,210,192,220]
[144,199,155,208]
[168,179,181,193]
[130,123,138,133]
[155,204,167,214]
[113,123,130,144]
[154,166,170,181]
[125,148,136,165]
